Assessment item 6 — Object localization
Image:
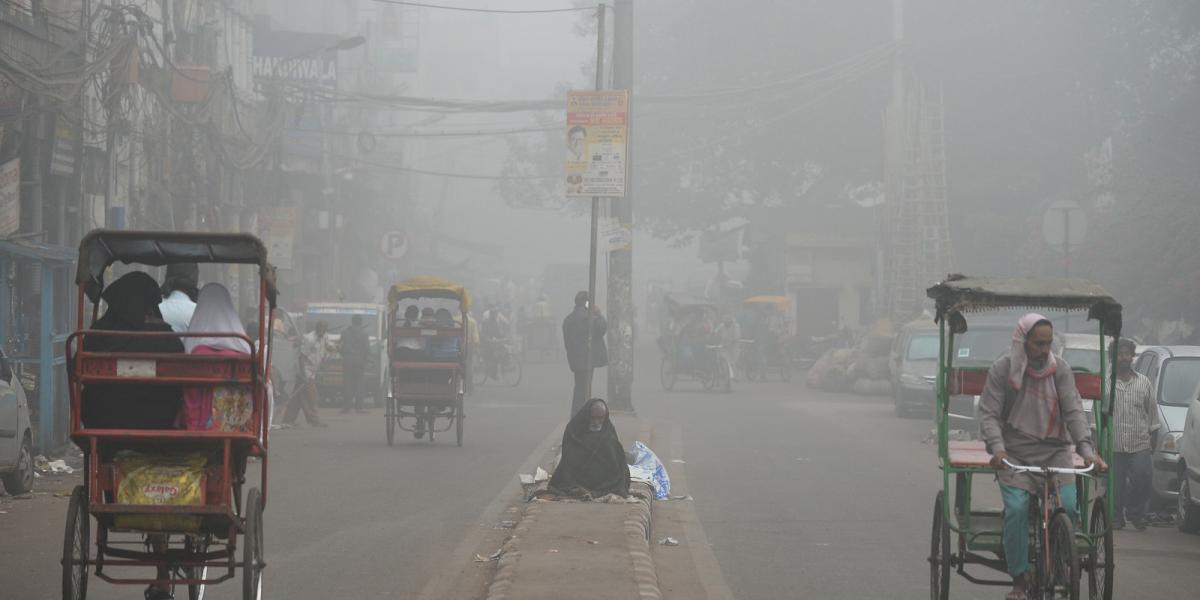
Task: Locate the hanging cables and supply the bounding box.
[369,0,597,15]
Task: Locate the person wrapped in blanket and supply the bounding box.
[81,272,185,430]
[548,398,630,498]
[179,283,254,432]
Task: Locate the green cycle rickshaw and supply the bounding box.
[925,276,1120,600]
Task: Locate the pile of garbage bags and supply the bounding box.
[807,320,894,396]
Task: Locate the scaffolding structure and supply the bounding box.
[883,83,952,320]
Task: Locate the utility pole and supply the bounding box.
[606,0,634,412]
[583,5,605,402]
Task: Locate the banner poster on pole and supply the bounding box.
[565,90,628,198]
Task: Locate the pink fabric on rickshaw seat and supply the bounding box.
[179,345,253,432]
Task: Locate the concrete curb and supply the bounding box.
[483,502,540,600]
[627,483,662,600]
[482,416,664,600]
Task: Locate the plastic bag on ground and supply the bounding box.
[627,441,670,500]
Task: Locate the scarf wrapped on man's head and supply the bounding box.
[1008,313,1061,437]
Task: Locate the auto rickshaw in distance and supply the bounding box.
[385,277,469,446]
[925,275,1119,600]
[64,230,276,600]
[738,295,794,382]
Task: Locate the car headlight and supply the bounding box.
[899,373,923,386]
[1159,431,1183,453]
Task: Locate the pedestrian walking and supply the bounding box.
[562,291,607,417]
[282,321,329,427]
[339,314,371,414]
[1110,337,1156,530]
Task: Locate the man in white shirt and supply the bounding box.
[158,262,199,332]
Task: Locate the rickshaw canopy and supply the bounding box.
[76,230,276,306]
[743,295,790,312]
[926,275,1122,336]
[664,293,716,316]
[388,276,470,310]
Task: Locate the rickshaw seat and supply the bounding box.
[946,440,1087,469]
[948,368,1102,400]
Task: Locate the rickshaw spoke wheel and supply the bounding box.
[929,491,950,600]
[455,399,465,447]
[1086,499,1113,600]
[62,484,89,600]
[185,535,210,600]
[242,488,264,600]
[385,396,396,447]
[1049,512,1079,600]
[660,358,676,391]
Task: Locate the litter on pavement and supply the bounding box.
[658,537,680,546]
[473,548,504,562]
[627,441,671,500]
[33,456,74,474]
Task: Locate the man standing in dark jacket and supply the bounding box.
[339,314,372,414]
[562,291,607,417]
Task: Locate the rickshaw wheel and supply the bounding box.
[1085,498,1112,600]
[184,535,209,600]
[929,490,950,600]
[503,354,523,387]
[1049,511,1080,600]
[455,399,465,447]
[242,488,264,600]
[385,396,396,447]
[700,355,718,391]
[660,358,676,391]
[718,357,733,393]
[473,358,489,386]
[62,484,89,600]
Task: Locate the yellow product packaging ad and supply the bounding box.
[114,452,208,532]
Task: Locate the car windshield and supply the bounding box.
[1062,348,1101,373]
[952,328,1011,365]
[907,334,939,361]
[305,309,381,337]
[1159,357,1200,407]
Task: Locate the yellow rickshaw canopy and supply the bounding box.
[743,295,790,311]
[388,276,470,310]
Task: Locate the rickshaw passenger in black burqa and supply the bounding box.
[81,272,185,430]
[548,399,630,498]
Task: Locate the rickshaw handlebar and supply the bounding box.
[1001,458,1095,475]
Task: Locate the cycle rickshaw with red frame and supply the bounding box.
[63,230,277,600]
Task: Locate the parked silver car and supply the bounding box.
[0,348,33,495]
[889,320,939,418]
[1133,346,1200,503]
[1179,372,1200,532]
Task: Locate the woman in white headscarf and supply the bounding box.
[179,283,254,431]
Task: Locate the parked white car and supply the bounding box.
[0,348,33,495]
[1134,346,1200,503]
[1178,371,1200,533]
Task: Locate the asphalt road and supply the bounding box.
[4,346,1200,599]
[634,357,1200,600]
[0,360,571,600]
